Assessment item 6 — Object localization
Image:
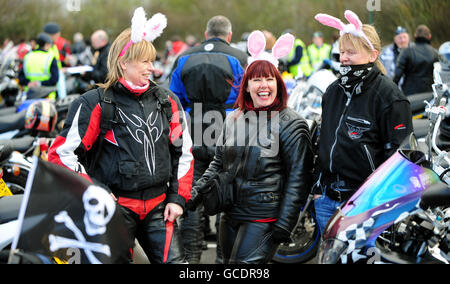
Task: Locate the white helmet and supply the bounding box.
[439,41,450,71]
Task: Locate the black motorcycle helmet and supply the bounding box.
[1,81,19,107]
[24,100,58,133]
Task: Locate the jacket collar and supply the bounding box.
[415,37,431,45]
[203,37,230,46]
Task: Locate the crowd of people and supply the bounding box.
[0,6,448,265]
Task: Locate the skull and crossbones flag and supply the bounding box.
[9,157,132,264]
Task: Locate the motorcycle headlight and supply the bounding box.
[318,238,348,264]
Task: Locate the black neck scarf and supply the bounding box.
[339,63,375,94]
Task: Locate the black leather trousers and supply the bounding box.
[180,204,205,263]
[119,203,185,264]
[219,214,279,264]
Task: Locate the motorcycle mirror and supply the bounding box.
[409,133,419,151]
[399,133,420,151]
[420,182,450,210]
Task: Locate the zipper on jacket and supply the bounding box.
[329,92,352,173]
[138,100,145,112]
[347,116,371,126]
[363,144,376,172]
[329,83,363,173]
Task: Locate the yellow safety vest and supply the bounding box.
[23,50,57,99]
[307,44,331,71]
[23,50,53,82]
[49,44,62,69]
[288,39,313,78]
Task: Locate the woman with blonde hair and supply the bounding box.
[312,11,413,234]
[49,8,194,263]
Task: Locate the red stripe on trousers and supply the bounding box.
[163,221,174,263]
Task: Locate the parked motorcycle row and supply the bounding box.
[0,53,85,262]
[1,53,449,264]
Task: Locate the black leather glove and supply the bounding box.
[186,186,203,211]
[272,225,292,244]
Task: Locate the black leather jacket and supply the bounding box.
[394,37,439,95]
[317,65,413,192]
[195,108,314,233]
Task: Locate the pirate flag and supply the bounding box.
[10,157,132,264]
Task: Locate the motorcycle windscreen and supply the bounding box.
[342,150,440,217]
[324,150,440,244]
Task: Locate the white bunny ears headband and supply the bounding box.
[119,7,167,57]
[315,10,374,51]
[247,30,295,68]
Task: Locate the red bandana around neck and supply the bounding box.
[119,78,150,96]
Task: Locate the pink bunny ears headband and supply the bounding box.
[315,10,374,51]
[247,30,295,68]
[119,7,167,57]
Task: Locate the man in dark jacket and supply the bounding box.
[380,26,412,80]
[394,25,439,95]
[169,15,247,263]
[82,30,111,85]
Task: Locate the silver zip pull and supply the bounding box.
[347,116,371,126]
[363,144,376,172]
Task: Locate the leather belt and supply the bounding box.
[325,186,354,203]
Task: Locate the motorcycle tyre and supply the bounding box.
[3,169,28,195]
[272,209,320,264]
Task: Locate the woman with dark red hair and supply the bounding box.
[188,31,314,263]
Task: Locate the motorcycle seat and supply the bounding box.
[0,195,23,224]
[407,92,433,114]
[0,110,26,134]
[26,86,57,100]
[0,142,13,163]
[0,106,18,117]
[436,134,450,151]
[0,136,35,154]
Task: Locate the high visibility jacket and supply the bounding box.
[288,39,312,78]
[49,44,62,69]
[23,50,54,82]
[307,43,331,71]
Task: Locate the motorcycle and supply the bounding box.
[318,144,450,264]
[0,86,56,140]
[0,143,14,197]
[0,91,79,140]
[0,134,54,196]
[0,142,23,257]
[0,48,20,108]
[287,68,337,126]
[318,69,450,264]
